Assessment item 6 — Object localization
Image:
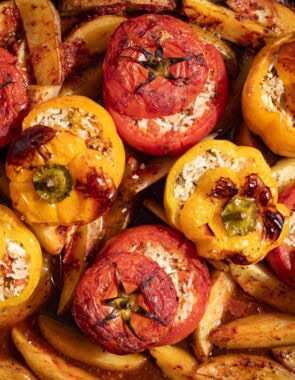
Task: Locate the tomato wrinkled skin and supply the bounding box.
[103,14,208,119]
[267,182,295,288]
[73,252,178,354]
[0,48,28,147]
[73,224,210,353]
[103,14,228,156]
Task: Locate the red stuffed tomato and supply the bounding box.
[267,182,295,288]
[0,48,28,147]
[72,224,210,354]
[103,14,228,156]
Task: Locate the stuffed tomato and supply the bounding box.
[72,224,209,354]
[0,48,28,147]
[103,14,228,156]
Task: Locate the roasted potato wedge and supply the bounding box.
[57,218,103,315]
[150,345,199,380]
[28,224,73,256]
[192,271,236,362]
[59,0,175,14]
[15,0,63,86]
[0,360,37,380]
[183,0,295,48]
[235,120,278,166]
[0,254,52,329]
[12,321,99,380]
[229,262,295,314]
[27,85,62,109]
[62,15,126,76]
[272,345,295,373]
[38,315,147,372]
[59,62,103,99]
[195,354,294,379]
[272,158,295,191]
[213,50,255,137]
[210,313,295,349]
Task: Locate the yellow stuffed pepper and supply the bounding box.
[164,139,272,231]
[179,166,289,264]
[0,205,42,307]
[6,125,117,226]
[242,33,295,156]
[22,95,125,187]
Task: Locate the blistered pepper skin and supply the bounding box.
[164,139,273,231]
[5,125,117,226]
[179,167,289,264]
[242,33,295,157]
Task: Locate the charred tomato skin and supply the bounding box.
[267,183,295,288]
[0,48,28,147]
[103,14,228,156]
[95,224,210,347]
[103,14,209,119]
[72,252,178,354]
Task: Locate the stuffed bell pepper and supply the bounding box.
[5,125,117,226]
[103,14,228,156]
[164,140,289,264]
[242,32,295,156]
[0,205,42,307]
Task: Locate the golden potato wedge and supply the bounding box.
[59,62,103,99]
[59,0,119,13]
[213,50,255,137]
[28,224,72,255]
[272,345,295,373]
[143,198,168,224]
[0,1,20,48]
[195,354,294,379]
[150,345,199,380]
[229,262,295,314]
[192,271,236,362]
[272,158,295,192]
[62,15,126,76]
[0,254,52,329]
[27,85,61,109]
[57,218,103,315]
[15,0,63,86]
[210,313,295,349]
[234,120,278,166]
[183,0,295,48]
[59,0,175,14]
[122,156,175,197]
[38,315,147,372]
[0,360,37,380]
[12,322,99,380]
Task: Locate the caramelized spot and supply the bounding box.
[230,253,251,265]
[75,167,116,213]
[241,174,271,206]
[7,125,58,166]
[262,208,285,241]
[211,177,238,199]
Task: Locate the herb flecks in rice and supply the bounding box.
[260,54,294,126]
[137,77,217,134]
[29,107,113,156]
[0,239,30,301]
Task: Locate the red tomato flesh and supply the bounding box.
[267,182,295,288]
[73,224,210,354]
[0,48,28,147]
